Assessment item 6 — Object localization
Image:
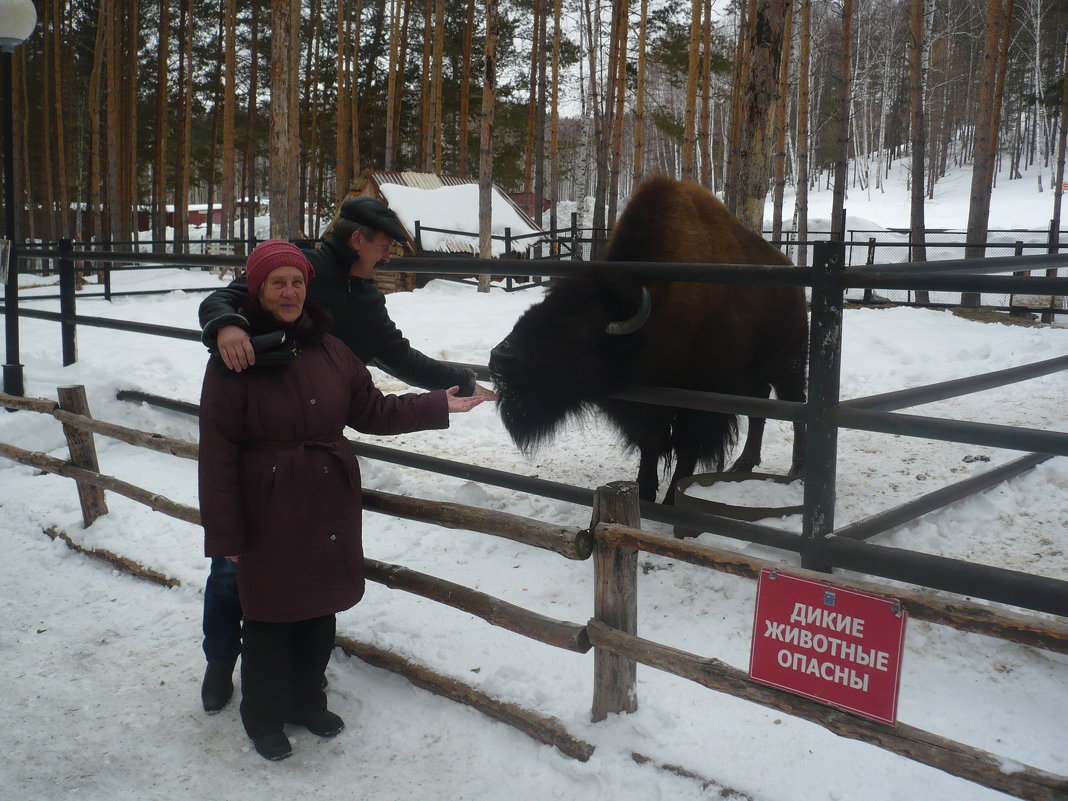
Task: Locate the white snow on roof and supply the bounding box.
[378,183,545,256]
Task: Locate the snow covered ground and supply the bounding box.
[2,164,1068,801]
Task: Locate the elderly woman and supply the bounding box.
[198,240,483,761]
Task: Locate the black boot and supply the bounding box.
[251,731,292,761]
[289,709,345,738]
[201,662,235,714]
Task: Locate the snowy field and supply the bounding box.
[2,165,1068,801]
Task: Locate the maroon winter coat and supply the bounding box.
[198,304,449,623]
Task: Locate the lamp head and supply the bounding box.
[0,0,38,52]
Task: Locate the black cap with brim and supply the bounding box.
[339,196,408,242]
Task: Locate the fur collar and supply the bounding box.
[239,296,333,345]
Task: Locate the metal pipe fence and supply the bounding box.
[6,241,1068,616]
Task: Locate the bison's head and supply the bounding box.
[489,270,651,452]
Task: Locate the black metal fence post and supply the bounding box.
[59,238,77,366]
[2,47,23,396]
[802,240,846,571]
[571,211,579,261]
[103,240,113,302]
[863,236,876,303]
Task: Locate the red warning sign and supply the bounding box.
[749,569,907,725]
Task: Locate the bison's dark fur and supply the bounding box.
[489,177,808,503]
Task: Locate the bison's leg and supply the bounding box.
[662,411,710,505]
[636,447,661,502]
[774,365,808,477]
[663,447,700,505]
[728,385,773,473]
[789,421,806,477]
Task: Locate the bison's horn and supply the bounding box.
[605,287,651,335]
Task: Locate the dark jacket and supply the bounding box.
[198,300,449,623]
[198,237,477,395]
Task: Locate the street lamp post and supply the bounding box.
[1,0,38,397]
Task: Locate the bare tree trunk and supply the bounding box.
[829,0,852,242]
[910,0,932,302]
[549,0,563,236]
[419,0,432,171]
[389,0,412,166]
[478,0,499,290]
[303,0,324,235]
[682,0,702,181]
[350,1,363,178]
[336,1,353,192]
[173,0,194,250]
[151,0,168,249]
[245,0,261,246]
[222,0,236,242]
[88,2,107,244]
[207,45,221,241]
[607,0,628,227]
[39,1,56,244]
[632,0,648,187]
[50,0,70,241]
[732,0,794,233]
[1051,31,1068,247]
[585,0,608,255]
[795,0,810,268]
[699,0,714,189]
[771,4,794,240]
[725,0,753,211]
[963,0,1015,306]
[269,0,302,239]
[123,0,139,241]
[459,0,476,176]
[535,0,550,234]
[522,7,542,208]
[384,0,402,171]
[105,1,122,245]
[431,0,446,173]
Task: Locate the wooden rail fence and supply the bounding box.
[2,386,1067,800]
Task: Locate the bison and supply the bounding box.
[488,177,808,503]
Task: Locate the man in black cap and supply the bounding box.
[196,196,496,714]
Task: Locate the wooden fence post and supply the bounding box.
[590,481,639,722]
[57,385,108,527]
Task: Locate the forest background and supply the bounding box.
[5,0,1068,269]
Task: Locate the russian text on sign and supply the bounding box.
[763,621,891,671]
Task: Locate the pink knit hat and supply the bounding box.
[244,240,315,295]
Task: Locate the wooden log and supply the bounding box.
[365,558,590,653]
[44,526,181,587]
[57,386,108,527]
[594,522,1068,655]
[0,392,58,414]
[51,408,199,460]
[586,618,1068,801]
[590,482,639,721]
[361,487,592,560]
[334,634,596,762]
[0,441,201,525]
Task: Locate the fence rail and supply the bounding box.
[6,243,1068,617]
[5,241,1068,796]
[2,386,1067,799]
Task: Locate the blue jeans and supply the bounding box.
[203,557,243,668]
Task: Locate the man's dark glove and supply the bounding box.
[209,330,297,367]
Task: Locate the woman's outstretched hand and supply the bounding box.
[445,386,487,413]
